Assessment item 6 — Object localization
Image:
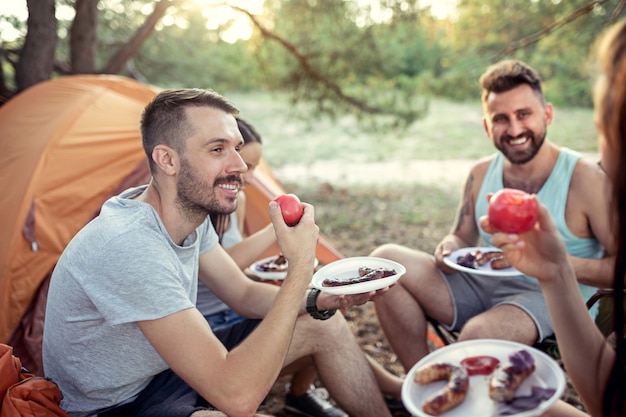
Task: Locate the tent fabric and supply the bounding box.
[0,74,344,350]
[0,75,160,344]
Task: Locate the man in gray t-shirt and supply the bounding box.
[43,89,394,417]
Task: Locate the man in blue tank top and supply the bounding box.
[370,60,615,374]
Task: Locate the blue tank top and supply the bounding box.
[196,212,243,316]
[475,148,604,317]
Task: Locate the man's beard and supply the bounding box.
[176,157,240,222]
[497,128,546,165]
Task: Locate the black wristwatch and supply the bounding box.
[306,288,337,320]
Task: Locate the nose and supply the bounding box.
[507,118,525,137]
[228,151,248,174]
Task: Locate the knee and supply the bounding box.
[299,311,351,345]
[458,317,490,341]
[369,243,406,260]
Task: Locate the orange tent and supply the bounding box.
[0,75,343,373]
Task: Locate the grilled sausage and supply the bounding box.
[489,254,512,270]
[322,267,396,287]
[414,363,469,416]
[475,250,503,266]
[489,350,536,402]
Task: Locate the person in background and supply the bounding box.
[486,19,626,417]
[199,117,405,417]
[370,59,614,373]
[42,88,395,417]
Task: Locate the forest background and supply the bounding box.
[0,1,618,414]
[0,0,618,168]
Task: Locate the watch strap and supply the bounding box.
[306,288,337,320]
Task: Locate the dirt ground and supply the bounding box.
[256,182,587,416]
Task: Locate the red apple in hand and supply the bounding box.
[274,194,304,226]
[488,188,539,233]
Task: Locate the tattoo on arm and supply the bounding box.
[453,174,474,233]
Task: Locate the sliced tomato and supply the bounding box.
[460,355,500,376]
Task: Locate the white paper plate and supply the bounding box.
[402,339,566,417]
[310,256,406,295]
[443,247,522,277]
[250,255,318,280]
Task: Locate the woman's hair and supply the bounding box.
[210,117,263,241]
[596,19,626,416]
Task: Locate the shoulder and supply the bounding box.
[465,154,497,191]
[571,156,608,188]
[470,154,496,176]
[569,156,611,203]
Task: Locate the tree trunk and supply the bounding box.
[15,0,57,91]
[103,0,180,74]
[71,0,99,74]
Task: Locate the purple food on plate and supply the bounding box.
[489,349,536,402]
[456,252,476,269]
[255,254,287,272]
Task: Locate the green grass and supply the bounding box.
[282,183,460,257]
[226,91,598,168]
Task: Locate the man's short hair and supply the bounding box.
[140,89,239,173]
[479,60,544,104]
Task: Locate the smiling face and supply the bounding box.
[483,84,553,165]
[175,106,247,220]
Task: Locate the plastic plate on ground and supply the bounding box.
[310,256,406,295]
[402,339,566,417]
[443,247,522,277]
[250,255,318,280]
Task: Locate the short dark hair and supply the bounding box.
[140,89,239,173]
[479,60,544,104]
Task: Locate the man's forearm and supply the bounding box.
[569,254,615,288]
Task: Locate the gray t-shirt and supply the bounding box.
[42,186,218,416]
[196,212,242,316]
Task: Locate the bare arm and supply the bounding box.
[434,163,487,271]
[483,204,615,416]
[566,159,616,288]
[225,223,276,270]
[139,201,319,416]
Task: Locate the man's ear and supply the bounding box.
[482,118,489,135]
[152,144,178,176]
[544,102,554,125]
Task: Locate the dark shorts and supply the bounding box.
[98,319,260,417]
[441,269,554,342]
[204,308,247,331]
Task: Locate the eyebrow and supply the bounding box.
[203,137,243,147]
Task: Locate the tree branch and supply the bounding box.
[611,0,626,23]
[103,0,182,74]
[495,0,608,59]
[233,6,391,116]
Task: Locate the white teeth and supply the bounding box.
[218,184,238,190]
[510,137,528,145]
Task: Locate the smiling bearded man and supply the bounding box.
[370,59,615,382]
